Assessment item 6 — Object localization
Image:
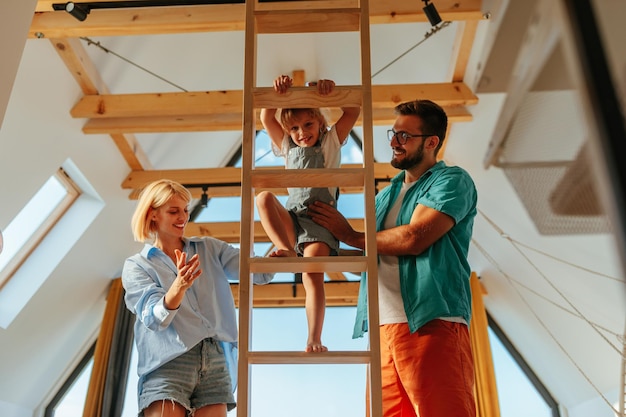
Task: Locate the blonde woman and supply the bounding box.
[122,179,273,417]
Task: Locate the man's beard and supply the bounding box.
[391,141,425,170]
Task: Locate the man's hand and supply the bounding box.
[308,201,365,250]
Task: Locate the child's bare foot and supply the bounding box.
[305,342,328,353]
[270,249,297,257]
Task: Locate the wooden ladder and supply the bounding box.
[237,0,382,416]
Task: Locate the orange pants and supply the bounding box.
[379,320,476,417]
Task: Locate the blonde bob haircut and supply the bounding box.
[131,179,192,243]
[279,108,329,133]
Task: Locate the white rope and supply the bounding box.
[474,208,624,414]
[371,21,451,79]
[620,324,625,417]
[510,239,623,284]
[80,37,189,92]
[481,267,623,352]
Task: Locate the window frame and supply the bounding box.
[44,342,96,417]
[487,312,561,417]
[0,168,80,290]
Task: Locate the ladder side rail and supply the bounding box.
[236,0,258,416]
[358,0,383,416]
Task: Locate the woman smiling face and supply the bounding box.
[150,195,190,241]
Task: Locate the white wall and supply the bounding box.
[0,0,37,128]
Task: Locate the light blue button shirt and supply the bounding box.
[122,236,273,383]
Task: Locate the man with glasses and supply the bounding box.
[309,99,478,417]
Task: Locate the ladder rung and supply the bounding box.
[247,350,373,365]
[254,86,362,109]
[251,168,365,188]
[254,0,360,13]
[255,7,360,34]
[249,256,367,273]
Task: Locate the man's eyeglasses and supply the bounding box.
[387,129,433,145]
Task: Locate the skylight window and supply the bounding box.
[0,168,80,290]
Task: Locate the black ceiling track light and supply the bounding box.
[422,0,442,27]
[52,0,249,21]
[63,2,90,21]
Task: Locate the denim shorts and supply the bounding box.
[290,211,339,256]
[138,338,235,416]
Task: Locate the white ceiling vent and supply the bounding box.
[482,1,613,235]
[495,91,610,235]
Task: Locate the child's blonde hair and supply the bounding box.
[131,179,192,242]
[279,108,329,133]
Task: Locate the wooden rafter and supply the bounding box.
[48,36,152,170]
[32,0,485,38]
[33,0,484,280]
[72,83,477,118]
[186,219,364,242]
[32,0,485,170]
[121,163,401,194]
[30,0,485,330]
[70,84,476,135]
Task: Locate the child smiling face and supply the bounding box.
[281,108,328,147]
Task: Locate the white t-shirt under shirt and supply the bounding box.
[378,180,413,324]
[377,180,467,326]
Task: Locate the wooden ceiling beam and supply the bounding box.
[186,219,364,243]
[29,0,484,311]
[81,105,472,134]
[448,20,481,82]
[72,83,476,133]
[31,0,486,38]
[71,83,476,119]
[133,185,378,200]
[72,90,244,119]
[121,163,400,191]
[48,36,153,170]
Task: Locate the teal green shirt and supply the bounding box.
[353,161,477,338]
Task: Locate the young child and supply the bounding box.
[256,74,360,353]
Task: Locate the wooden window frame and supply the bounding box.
[0,168,80,290]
